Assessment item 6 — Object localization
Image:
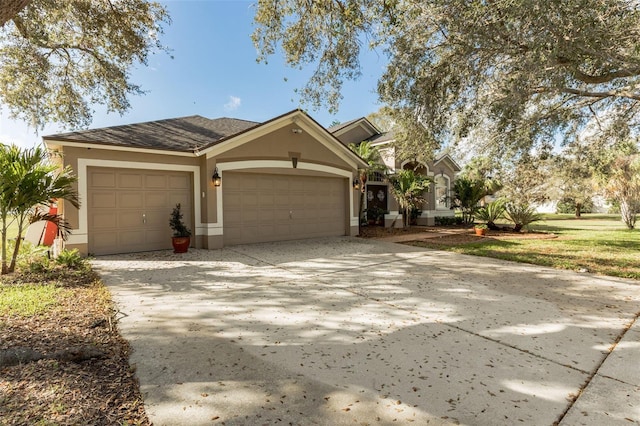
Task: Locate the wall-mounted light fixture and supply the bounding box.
[439,168,445,177]
[353,178,360,190]
[291,157,298,168]
[212,167,221,187]
[292,128,303,134]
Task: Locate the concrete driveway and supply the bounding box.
[93,237,640,426]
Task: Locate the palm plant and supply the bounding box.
[349,141,386,231]
[504,202,542,232]
[0,144,79,274]
[388,169,431,228]
[475,198,507,230]
[451,177,486,224]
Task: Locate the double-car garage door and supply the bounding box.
[223,172,347,246]
[87,167,192,255]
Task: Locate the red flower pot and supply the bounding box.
[171,236,190,253]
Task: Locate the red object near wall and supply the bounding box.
[42,203,59,246]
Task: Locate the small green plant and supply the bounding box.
[15,241,51,273]
[366,206,386,223]
[55,249,87,269]
[505,202,542,232]
[169,203,191,237]
[476,198,506,230]
[474,223,488,229]
[435,216,464,226]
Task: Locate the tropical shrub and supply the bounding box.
[475,198,507,230]
[451,177,486,224]
[0,145,79,274]
[504,203,542,232]
[388,169,431,228]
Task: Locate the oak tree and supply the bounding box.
[253,1,640,156]
[0,0,170,129]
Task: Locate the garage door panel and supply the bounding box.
[90,172,116,188]
[144,230,170,246]
[91,192,117,209]
[119,230,146,246]
[91,213,117,229]
[144,211,171,227]
[119,211,143,228]
[88,167,192,255]
[145,193,167,208]
[119,192,144,209]
[90,232,118,251]
[168,175,190,190]
[223,172,346,246]
[168,193,191,208]
[144,175,167,189]
[118,173,142,188]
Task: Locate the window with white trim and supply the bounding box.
[435,176,450,209]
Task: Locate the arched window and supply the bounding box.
[435,175,450,209]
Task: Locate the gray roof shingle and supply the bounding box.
[43,115,260,153]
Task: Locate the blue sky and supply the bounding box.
[0,0,388,149]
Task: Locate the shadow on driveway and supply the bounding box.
[93,237,640,426]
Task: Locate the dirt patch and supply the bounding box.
[0,268,149,425]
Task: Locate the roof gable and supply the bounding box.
[202,109,369,169]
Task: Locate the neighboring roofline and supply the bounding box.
[330,117,381,139]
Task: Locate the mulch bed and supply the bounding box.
[0,268,149,426]
[359,225,556,245]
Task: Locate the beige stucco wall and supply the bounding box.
[54,121,362,254]
[215,124,355,171]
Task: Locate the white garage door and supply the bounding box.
[223,172,346,246]
[87,167,192,255]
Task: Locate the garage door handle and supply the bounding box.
[142,213,146,224]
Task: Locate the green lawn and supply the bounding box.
[410,214,640,280]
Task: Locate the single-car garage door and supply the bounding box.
[87,167,192,255]
[223,172,346,246]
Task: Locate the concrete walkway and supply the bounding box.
[93,237,640,425]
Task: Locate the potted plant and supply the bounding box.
[169,203,191,253]
[473,223,488,236]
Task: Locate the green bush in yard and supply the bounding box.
[505,203,542,232]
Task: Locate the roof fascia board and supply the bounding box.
[43,139,197,157]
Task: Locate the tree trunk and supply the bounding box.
[1,218,8,275]
[620,199,637,229]
[575,203,582,218]
[7,216,25,273]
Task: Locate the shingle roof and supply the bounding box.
[327,117,366,133]
[43,115,260,153]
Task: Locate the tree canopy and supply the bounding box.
[0,0,169,129]
[253,0,640,156]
